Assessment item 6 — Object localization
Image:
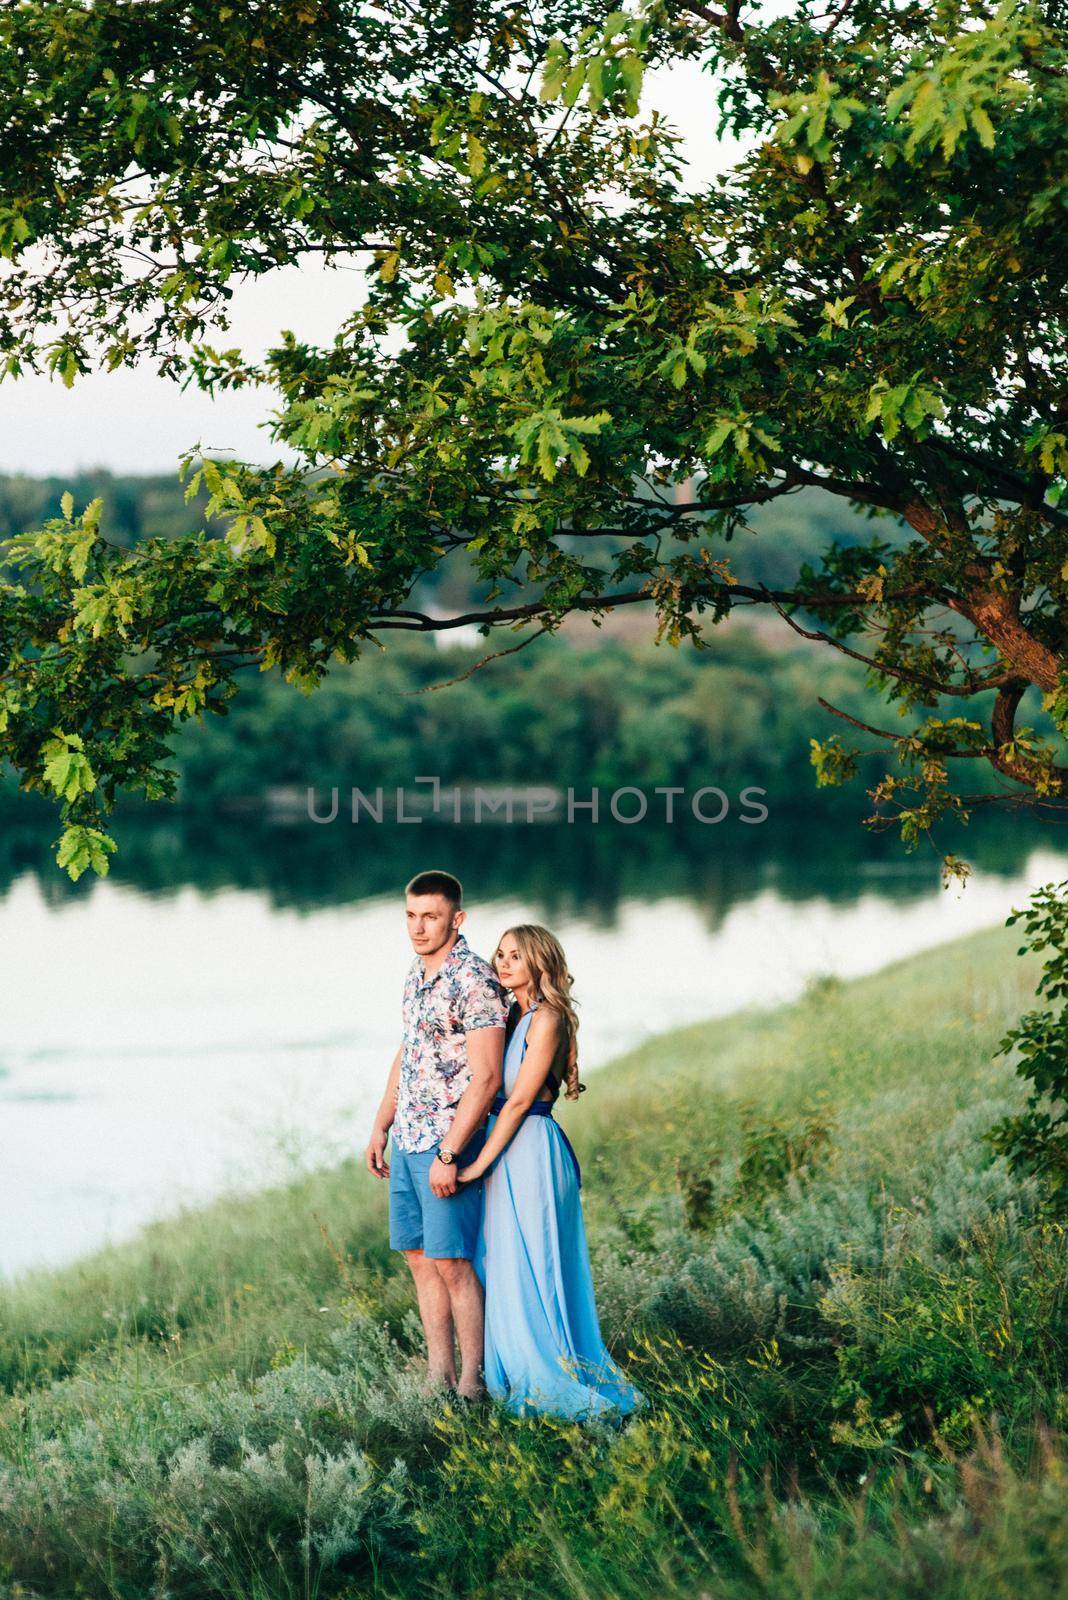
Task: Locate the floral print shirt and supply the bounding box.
[393,933,509,1153]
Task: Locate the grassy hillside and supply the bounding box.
[0,924,1065,1598]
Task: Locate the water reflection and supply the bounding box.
[1,799,1059,919]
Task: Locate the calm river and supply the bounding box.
[1,808,1063,1279]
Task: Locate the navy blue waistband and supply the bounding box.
[488,1094,582,1186]
[491,1092,556,1116]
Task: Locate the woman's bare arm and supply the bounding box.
[457,1010,563,1181]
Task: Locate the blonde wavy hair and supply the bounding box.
[495,924,584,1101]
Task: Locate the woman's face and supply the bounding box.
[494,935,533,993]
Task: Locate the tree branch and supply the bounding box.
[989,679,1068,789]
[763,584,1011,697]
[816,697,913,744]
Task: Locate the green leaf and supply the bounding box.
[562,61,586,108]
[56,824,117,881]
[467,132,486,178]
[618,53,644,114]
[704,419,734,454]
[42,733,96,803]
[586,56,606,111]
[971,106,996,149]
[69,534,95,582]
[539,39,571,102]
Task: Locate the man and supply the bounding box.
[365,869,508,1400]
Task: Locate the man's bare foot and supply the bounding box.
[455,1383,486,1404]
[420,1371,454,1399]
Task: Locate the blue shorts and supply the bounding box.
[388,1128,487,1259]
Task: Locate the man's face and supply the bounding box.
[406,893,459,957]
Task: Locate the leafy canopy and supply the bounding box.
[0,0,1065,889]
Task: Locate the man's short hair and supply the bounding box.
[405,869,463,909]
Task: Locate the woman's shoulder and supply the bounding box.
[527,1001,564,1037]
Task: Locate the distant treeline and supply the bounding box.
[0,471,902,606]
[0,472,1034,831]
[0,471,206,549]
[166,625,1016,817]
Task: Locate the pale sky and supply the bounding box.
[1,60,748,477]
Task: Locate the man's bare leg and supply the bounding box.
[403,1248,456,1391]
[435,1257,486,1400]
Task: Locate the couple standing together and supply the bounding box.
[365,869,644,1420]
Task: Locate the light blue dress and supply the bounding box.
[473,1004,645,1421]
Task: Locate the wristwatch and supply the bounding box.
[437,1146,457,1165]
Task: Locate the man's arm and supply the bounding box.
[428,1025,505,1197]
[458,1010,561,1181]
[365,1043,401,1178]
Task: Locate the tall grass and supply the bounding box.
[0,922,1064,1598]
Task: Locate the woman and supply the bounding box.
[458,924,644,1421]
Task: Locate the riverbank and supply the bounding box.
[0,921,1065,1598]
